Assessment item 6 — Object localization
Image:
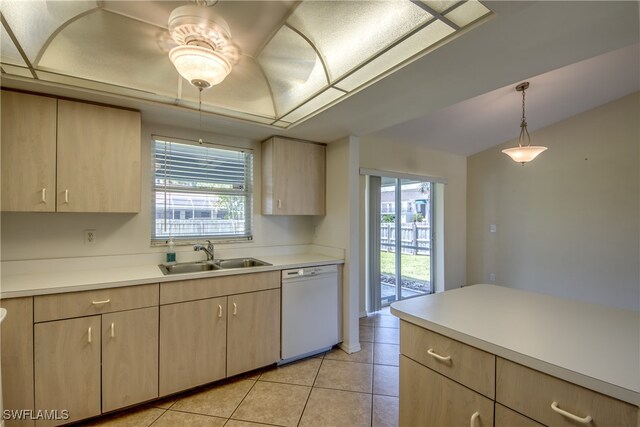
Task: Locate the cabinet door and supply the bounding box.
[263,138,325,215]
[1,297,35,427]
[227,289,280,376]
[102,307,159,412]
[495,404,544,427]
[34,316,101,427]
[399,355,494,427]
[1,91,56,212]
[159,297,227,395]
[56,100,141,213]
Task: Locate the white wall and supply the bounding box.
[0,122,315,261]
[467,92,639,310]
[313,136,361,353]
[358,137,468,313]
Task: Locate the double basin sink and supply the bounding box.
[159,257,271,275]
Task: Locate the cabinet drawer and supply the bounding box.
[400,320,495,398]
[496,358,639,427]
[160,271,280,304]
[399,355,494,427]
[34,284,159,322]
[495,404,544,427]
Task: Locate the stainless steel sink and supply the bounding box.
[159,261,221,275]
[159,258,271,275]
[215,258,272,269]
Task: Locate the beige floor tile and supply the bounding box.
[259,357,321,386]
[374,315,399,328]
[84,407,164,427]
[224,420,274,427]
[372,395,399,427]
[374,343,400,366]
[171,379,255,418]
[299,388,372,427]
[375,327,399,344]
[359,316,376,326]
[324,341,373,364]
[231,381,310,427]
[314,359,372,393]
[152,410,226,427]
[373,364,399,396]
[360,325,374,342]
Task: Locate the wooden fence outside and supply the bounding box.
[380,223,431,255]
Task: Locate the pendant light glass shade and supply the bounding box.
[502,145,547,163]
[169,44,232,88]
[502,82,547,165]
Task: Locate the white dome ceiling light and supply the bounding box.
[168,3,239,90]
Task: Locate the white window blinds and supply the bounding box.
[152,137,253,242]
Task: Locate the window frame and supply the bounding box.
[150,135,254,245]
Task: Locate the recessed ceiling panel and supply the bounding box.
[2,63,32,78]
[0,0,98,64]
[287,1,432,82]
[280,87,344,123]
[422,1,460,14]
[37,10,179,98]
[181,58,276,119]
[336,20,456,92]
[445,0,491,27]
[258,24,328,117]
[1,25,27,66]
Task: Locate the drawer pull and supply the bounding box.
[470,411,480,427]
[218,304,223,318]
[92,299,111,305]
[551,401,592,424]
[427,348,451,362]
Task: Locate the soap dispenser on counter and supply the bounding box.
[166,237,177,264]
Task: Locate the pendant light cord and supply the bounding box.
[198,87,203,145]
[519,86,531,147]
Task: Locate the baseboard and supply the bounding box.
[339,341,362,354]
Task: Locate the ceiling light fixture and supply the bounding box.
[502,82,547,165]
[167,4,239,89]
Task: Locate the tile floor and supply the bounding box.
[79,308,399,427]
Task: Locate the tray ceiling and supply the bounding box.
[0,0,491,129]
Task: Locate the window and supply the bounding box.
[152,136,253,242]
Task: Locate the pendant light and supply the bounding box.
[502,82,547,165]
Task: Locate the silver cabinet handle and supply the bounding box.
[110,322,115,338]
[470,411,480,427]
[92,299,110,305]
[88,326,92,343]
[218,304,223,318]
[41,188,47,203]
[427,348,451,362]
[277,199,282,209]
[64,189,69,204]
[551,402,592,424]
[233,302,237,315]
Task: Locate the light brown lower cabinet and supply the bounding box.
[495,404,544,427]
[399,355,494,427]
[0,297,35,427]
[227,288,281,376]
[34,316,102,427]
[160,297,227,395]
[102,307,159,412]
[34,308,159,426]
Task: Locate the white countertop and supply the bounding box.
[0,253,343,298]
[390,284,640,406]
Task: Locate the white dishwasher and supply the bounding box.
[281,264,340,363]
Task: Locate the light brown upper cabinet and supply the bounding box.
[1,91,57,212]
[0,90,141,213]
[57,99,141,213]
[262,137,325,215]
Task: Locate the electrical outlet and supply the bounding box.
[84,229,97,245]
[489,273,496,282]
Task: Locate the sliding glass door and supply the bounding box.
[373,177,434,308]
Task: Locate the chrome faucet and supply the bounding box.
[194,240,215,261]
